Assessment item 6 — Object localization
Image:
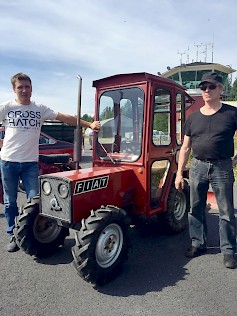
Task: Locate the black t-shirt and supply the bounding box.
[184,103,237,160]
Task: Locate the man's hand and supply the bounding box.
[175,174,184,192]
[232,156,237,168]
[90,121,101,132]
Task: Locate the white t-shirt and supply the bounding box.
[0,99,58,162]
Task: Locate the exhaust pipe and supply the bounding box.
[73,75,82,170]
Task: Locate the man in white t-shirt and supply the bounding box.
[0,72,100,252]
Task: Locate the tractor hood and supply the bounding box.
[39,166,140,225]
[42,165,135,183]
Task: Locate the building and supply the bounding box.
[161,62,236,115]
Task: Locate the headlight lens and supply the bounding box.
[58,183,68,198]
[42,181,51,195]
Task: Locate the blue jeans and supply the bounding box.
[189,157,236,255]
[0,160,39,235]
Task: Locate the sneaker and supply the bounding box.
[7,235,19,253]
[223,254,237,269]
[185,246,207,258]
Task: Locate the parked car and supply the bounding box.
[153,130,170,145]
[39,132,74,157]
[0,127,74,158]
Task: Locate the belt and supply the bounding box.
[198,158,227,163]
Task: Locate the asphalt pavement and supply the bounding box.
[0,142,237,316]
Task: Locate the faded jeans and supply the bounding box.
[189,157,236,255]
[0,160,39,235]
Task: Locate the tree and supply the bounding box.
[100,106,114,120]
[81,114,93,122]
[223,76,233,100]
[230,77,237,101]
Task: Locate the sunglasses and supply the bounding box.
[200,84,217,91]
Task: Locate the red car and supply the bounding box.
[39,132,74,157]
[0,127,74,158]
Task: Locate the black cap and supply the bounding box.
[199,72,223,86]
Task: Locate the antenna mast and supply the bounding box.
[186,46,190,64]
[194,43,203,62]
[177,50,186,65]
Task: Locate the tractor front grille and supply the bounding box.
[40,175,72,223]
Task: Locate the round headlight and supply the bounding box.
[42,181,51,195]
[58,183,68,198]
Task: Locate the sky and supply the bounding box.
[0,0,237,116]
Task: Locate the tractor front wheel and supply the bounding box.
[14,196,69,257]
[72,206,130,286]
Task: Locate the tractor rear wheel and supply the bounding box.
[14,196,69,257]
[165,180,190,233]
[72,206,130,286]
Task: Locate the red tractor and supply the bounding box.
[14,73,193,285]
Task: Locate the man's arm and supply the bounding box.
[56,113,101,131]
[232,131,237,168]
[175,135,191,192]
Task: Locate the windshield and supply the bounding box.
[97,87,144,162]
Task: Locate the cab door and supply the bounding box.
[148,85,188,214]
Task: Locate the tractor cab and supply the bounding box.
[93,72,193,215]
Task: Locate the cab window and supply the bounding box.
[152,88,171,146]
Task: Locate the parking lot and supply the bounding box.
[0,142,237,316]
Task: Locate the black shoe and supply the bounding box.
[185,246,207,258]
[223,254,237,269]
[7,236,19,253]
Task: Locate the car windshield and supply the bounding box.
[39,134,56,145]
[0,128,56,146]
[97,87,144,162]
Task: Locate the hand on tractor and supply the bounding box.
[90,121,101,132]
[175,175,184,192]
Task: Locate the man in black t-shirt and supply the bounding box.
[175,72,237,269]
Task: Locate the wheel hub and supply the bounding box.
[33,215,61,243]
[95,223,123,268]
[104,235,116,252]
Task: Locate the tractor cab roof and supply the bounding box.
[93,72,186,91]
